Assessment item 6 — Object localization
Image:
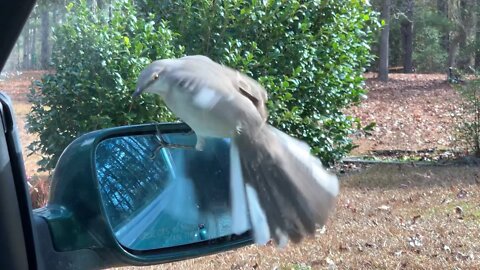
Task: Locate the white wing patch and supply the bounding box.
[245,183,271,245]
[269,127,339,197]
[275,228,288,248]
[193,87,221,110]
[230,141,250,235]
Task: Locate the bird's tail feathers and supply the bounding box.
[231,125,338,246]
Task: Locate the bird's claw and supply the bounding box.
[150,124,195,159]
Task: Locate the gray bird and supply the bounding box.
[133,55,339,246]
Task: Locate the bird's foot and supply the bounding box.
[195,136,206,151]
[150,125,195,159]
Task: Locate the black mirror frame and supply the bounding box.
[35,122,252,269]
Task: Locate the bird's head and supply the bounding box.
[133,60,169,98]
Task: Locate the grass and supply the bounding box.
[111,163,480,270]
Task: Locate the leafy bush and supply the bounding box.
[413,26,448,72]
[27,0,181,171]
[29,0,378,171]
[413,7,450,72]
[137,0,379,163]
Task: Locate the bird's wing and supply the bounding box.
[230,69,269,121]
[176,56,269,121]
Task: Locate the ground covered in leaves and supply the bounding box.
[1,72,479,269]
[113,164,480,270]
[347,73,466,157]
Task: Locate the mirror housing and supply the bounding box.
[34,123,252,268]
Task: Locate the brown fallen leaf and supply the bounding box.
[339,243,351,252]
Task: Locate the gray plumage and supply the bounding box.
[134,55,339,246]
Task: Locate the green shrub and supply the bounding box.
[27,0,181,171]
[138,0,379,163]
[29,0,378,171]
[413,7,450,73]
[414,26,448,72]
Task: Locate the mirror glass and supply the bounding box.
[95,132,238,250]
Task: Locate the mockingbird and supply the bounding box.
[133,55,339,246]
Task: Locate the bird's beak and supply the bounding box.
[132,87,144,98]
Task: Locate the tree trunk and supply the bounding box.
[437,0,449,53]
[15,40,21,70]
[97,0,105,10]
[40,5,50,69]
[476,13,480,69]
[463,0,477,68]
[379,0,391,81]
[448,0,461,68]
[88,0,105,11]
[22,23,30,70]
[401,0,414,73]
[31,19,37,69]
[448,35,461,68]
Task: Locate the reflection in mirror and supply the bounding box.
[95,132,238,250]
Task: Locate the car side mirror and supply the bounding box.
[35,123,252,268]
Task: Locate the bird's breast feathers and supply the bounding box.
[164,84,240,138]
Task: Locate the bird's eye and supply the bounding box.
[153,73,159,80]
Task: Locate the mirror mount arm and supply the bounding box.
[34,205,99,252]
